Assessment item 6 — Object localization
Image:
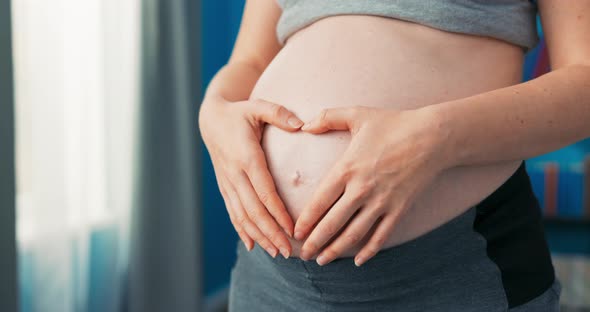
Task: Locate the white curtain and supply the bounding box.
[12,0,140,311]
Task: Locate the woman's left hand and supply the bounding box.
[294,105,451,266]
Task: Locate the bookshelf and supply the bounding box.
[527,142,590,220]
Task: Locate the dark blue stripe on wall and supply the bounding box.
[201,0,246,296]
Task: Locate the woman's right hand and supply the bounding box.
[199,97,303,259]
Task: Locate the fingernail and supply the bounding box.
[294,231,304,241]
[354,256,364,267]
[244,241,252,251]
[280,247,290,259]
[301,123,310,131]
[316,255,328,266]
[266,247,278,258]
[288,117,303,128]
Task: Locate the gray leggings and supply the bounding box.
[228,207,561,311]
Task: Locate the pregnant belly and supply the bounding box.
[252,15,524,258]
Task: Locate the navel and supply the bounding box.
[291,170,304,187]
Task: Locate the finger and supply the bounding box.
[226,197,255,251]
[233,170,292,258]
[245,148,294,237]
[301,107,361,134]
[233,218,255,252]
[224,177,282,258]
[248,99,303,131]
[218,174,254,250]
[211,160,254,250]
[355,213,398,266]
[294,162,349,241]
[300,186,366,261]
[315,205,383,266]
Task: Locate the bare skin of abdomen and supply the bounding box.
[252,15,524,258]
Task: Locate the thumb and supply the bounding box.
[248,99,303,131]
[301,107,359,134]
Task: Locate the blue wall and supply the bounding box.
[201,0,245,296]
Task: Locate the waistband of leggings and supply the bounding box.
[245,203,479,277]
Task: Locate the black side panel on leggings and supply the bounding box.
[473,161,555,308]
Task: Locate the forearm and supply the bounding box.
[202,60,263,105]
[430,64,590,168]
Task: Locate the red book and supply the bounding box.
[544,163,558,217]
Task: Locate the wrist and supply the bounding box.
[418,103,459,171]
[199,94,228,137]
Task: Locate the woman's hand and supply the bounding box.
[199,97,304,259]
[293,106,450,266]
